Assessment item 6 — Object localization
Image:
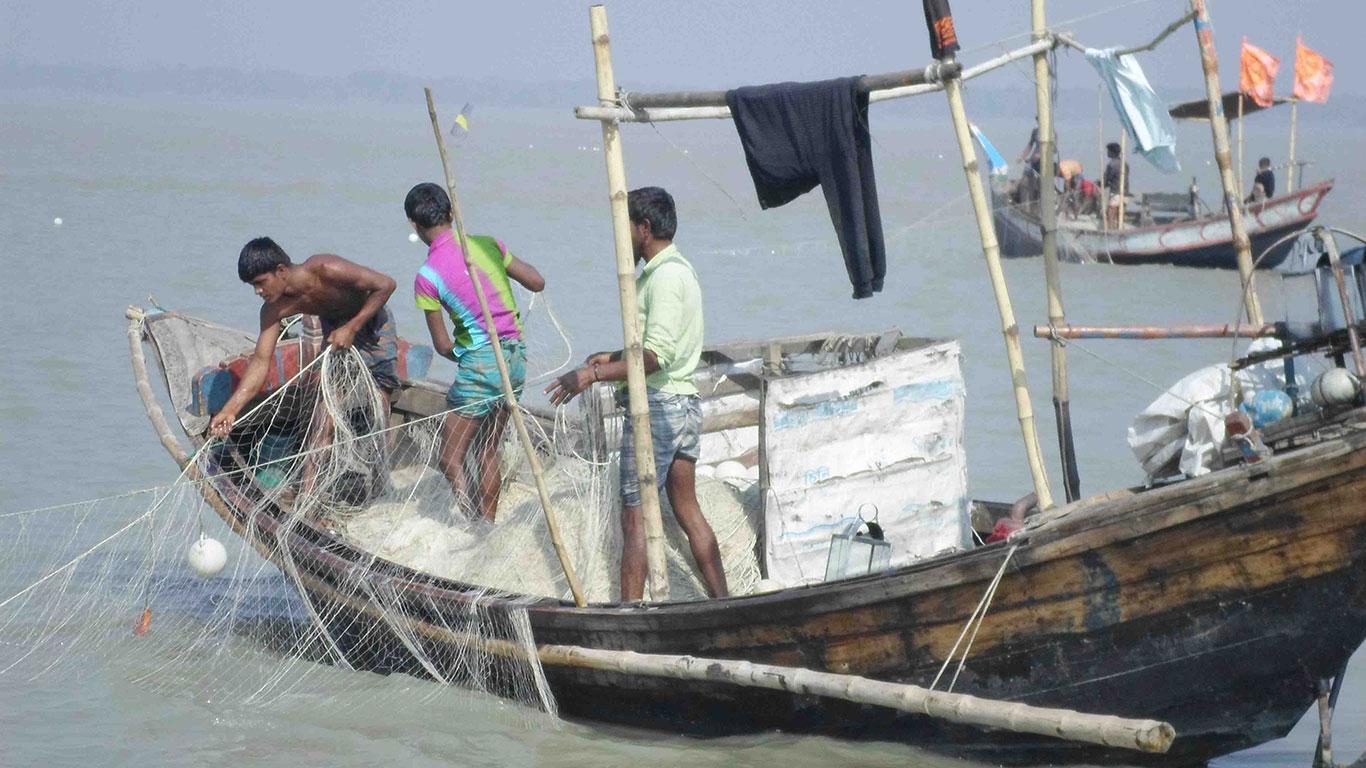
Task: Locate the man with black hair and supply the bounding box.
[545,186,729,601]
[1247,157,1275,203]
[405,182,545,522]
[209,237,397,437]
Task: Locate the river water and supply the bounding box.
[0,93,1360,766]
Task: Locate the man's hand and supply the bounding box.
[327,324,357,350]
[545,367,595,407]
[209,409,237,438]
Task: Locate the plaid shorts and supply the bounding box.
[320,306,400,394]
[619,389,702,507]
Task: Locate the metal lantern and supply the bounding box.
[824,506,892,582]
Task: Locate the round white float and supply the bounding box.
[714,460,747,480]
[408,232,419,243]
[187,536,228,578]
[1318,368,1359,406]
[53,217,63,226]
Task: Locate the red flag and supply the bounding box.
[1293,36,1334,103]
[1239,38,1281,108]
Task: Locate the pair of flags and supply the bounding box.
[1239,36,1334,108]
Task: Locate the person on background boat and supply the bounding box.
[545,186,729,602]
[1247,156,1276,204]
[405,182,545,523]
[209,237,398,438]
[1103,141,1130,228]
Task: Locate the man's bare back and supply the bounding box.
[210,238,397,437]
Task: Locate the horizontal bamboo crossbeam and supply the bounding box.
[581,46,1078,123]
[624,64,960,108]
[1034,323,1279,340]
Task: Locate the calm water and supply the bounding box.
[0,92,1361,765]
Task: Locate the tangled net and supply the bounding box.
[0,298,762,723]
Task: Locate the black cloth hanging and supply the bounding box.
[923,0,960,61]
[726,78,886,299]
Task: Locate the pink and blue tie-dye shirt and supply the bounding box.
[413,230,523,358]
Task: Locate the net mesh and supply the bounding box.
[0,296,763,723]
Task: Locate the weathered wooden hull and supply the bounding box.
[134,313,1366,765]
[994,180,1334,268]
[199,413,1366,765]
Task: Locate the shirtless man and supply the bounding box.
[208,237,398,437]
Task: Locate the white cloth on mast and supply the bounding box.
[1085,47,1181,174]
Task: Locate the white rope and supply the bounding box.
[928,542,1019,696]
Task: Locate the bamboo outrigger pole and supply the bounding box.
[1032,0,1079,502]
[942,63,1055,511]
[1287,98,1300,194]
[588,4,671,601]
[424,88,587,608]
[1189,0,1264,326]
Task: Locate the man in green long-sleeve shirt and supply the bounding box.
[546,187,729,602]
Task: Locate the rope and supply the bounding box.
[927,542,1020,697]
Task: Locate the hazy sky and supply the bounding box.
[2,1,1357,94]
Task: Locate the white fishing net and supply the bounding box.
[0,296,762,723]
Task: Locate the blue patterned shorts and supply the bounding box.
[619,389,702,507]
[447,340,526,418]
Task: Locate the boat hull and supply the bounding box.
[994,180,1334,268]
[219,426,1366,765]
[133,311,1366,765]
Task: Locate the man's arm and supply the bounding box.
[424,309,457,362]
[318,258,397,349]
[209,308,284,437]
[505,256,545,293]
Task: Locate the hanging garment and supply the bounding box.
[726,78,886,299]
[1085,48,1181,174]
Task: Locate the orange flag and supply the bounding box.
[1293,36,1334,103]
[1240,38,1281,108]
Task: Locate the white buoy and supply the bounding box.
[53,217,63,226]
[715,460,748,480]
[187,535,228,578]
[408,232,419,243]
[1318,368,1359,406]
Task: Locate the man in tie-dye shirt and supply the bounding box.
[405,182,545,522]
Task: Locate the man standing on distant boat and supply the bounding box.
[545,186,729,601]
[1103,141,1130,228]
[1247,157,1276,204]
[209,237,398,438]
[406,182,545,522]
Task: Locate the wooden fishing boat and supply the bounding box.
[992,179,1334,268]
[129,305,1366,765]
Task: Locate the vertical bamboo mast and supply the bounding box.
[943,63,1054,510]
[1189,0,1264,325]
[1031,2,1078,502]
[588,4,670,601]
[1287,98,1299,193]
[1236,92,1245,201]
[424,88,587,608]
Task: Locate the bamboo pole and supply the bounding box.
[1033,0,1079,502]
[1189,0,1264,326]
[588,4,670,601]
[571,40,1052,124]
[235,535,1177,754]
[1287,98,1299,193]
[1035,323,1278,340]
[424,89,587,608]
[942,62,1053,510]
[1237,92,1245,202]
